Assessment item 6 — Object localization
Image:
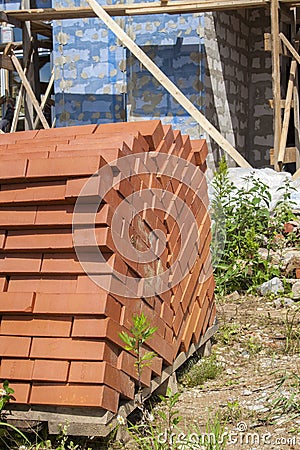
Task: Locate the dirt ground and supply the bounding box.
[175,294,300,449]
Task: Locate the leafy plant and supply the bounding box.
[119,312,157,414]
[211,158,295,295]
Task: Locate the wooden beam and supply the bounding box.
[0,0,268,23]
[10,53,49,129]
[292,167,300,179]
[271,0,282,171]
[270,146,297,164]
[86,0,251,168]
[33,70,54,129]
[279,32,300,63]
[277,59,297,165]
[268,98,294,108]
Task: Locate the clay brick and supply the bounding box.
[117,350,151,387]
[0,206,36,227]
[1,316,72,337]
[162,125,175,149]
[8,276,77,294]
[0,129,38,143]
[0,359,34,380]
[36,124,97,139]
[41,253,84,274]
[9,382,31,403]
[69,361,134,399]
[0,181,66,204]
[0,292,34,313]
[0,151,50,160]
[26,155,103,179]
[30,338,118,363]
[160,302,174,328]
[296,268,300,279]
[0,336,31,357]
[5,228,114,253]
[0,254,42,274]
[32,360,69,382]
[0,230,5,249]
[193,296,209,343]
[30,384,119,412]
[190,139,208,166]
[96,120,162,150]
[34,293,121,322]
[181,299,201,352]
[0,159,27,180]
[36,204,112,227]
[71,317,123,347]
[0,276,8,292]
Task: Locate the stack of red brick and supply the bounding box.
[0,120,215,414]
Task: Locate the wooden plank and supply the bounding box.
[0,55,14,71]
[270,146,297,164]
[292,167,300,179]
[278,59,297,165]
[268,98,294,108]
[279,32,300,63]
[86,0,251,168]
[271,0,282,171]
[10,53,50,129]
[33,71,54,129]
[0,0,268,23]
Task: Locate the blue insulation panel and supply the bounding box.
[51,0,205,136]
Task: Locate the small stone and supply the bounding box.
[258,277,284,296]
[243,389,252,396]
[292,280,300,299]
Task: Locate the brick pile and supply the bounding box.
[0,120,215,414]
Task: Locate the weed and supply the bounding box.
[219,400,243,424]
[216,323,240,346]
[244,336,263,356]
[211,158,295,295]
[284,306,300,354]
[179,354,223,388]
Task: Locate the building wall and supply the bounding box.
[51,2,273,169]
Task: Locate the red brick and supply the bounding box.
[296,268,300,279]
[0,359,34,380]
[193,296,209,343]
[26,155,103,179]
[0,292,34,313]
[190,139,208,165]
[181,299,201,352]
[160,302,174,328]
[36,204,113,227]
[34,293,121,322]
[0,254,42,274]
[0,151,50,162]
[9,382,31,404]
[0,181,66,204]
[32,360,69,382]
[41,253,84,274]
[72,317,123,347]
[0,230,5,249]
[0,159,27,180]
[95,120,162,150]
[8,276,77,293]
[1,316,72,337]
[0,336,31,357]
[69,361,134,399]
[0,206,36,227]
[0,129,38,143]
[117,350,151,387]
[0,276,8,292]
[36,124,97,139]
[30,384,119,412]
[5,228,114,253]
[30,338,118,363]
[162,125,175,149]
